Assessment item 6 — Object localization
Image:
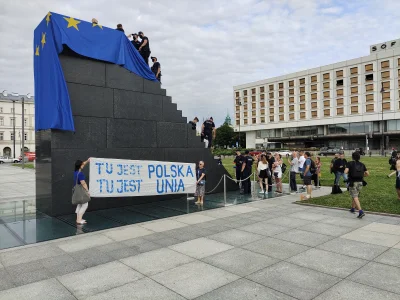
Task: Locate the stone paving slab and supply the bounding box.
[341,228,400,247]
[102,226,154,241]
[274,229,334,247]
[207,229,265,246]
[169,237,234,259]
[374,248,400,267]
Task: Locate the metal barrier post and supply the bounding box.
[223,175,227,206]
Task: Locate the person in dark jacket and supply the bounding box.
[129,33,141,50]
[151,56,161,83]
[189,117,199,131]
[116,24,124,32]
[234,150,244,184]
[334,152,348,185]
[138,31,151,65]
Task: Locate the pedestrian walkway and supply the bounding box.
[0,164,35,202]
[1,188,400,299]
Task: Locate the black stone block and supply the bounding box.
[164,148,205,163]
[157,122,187,148]
[143,79,166,96]
[162,97,186,123]
[114,90,162,121]
[67,83,113,118]
[60,55,106,87]
[106,64,143,92]
[51,117,107,149]
[107,119,157,148]
[97,148,162,161]
[188,125,205,148]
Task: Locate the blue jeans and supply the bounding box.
[334,172,348,185]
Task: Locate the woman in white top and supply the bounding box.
[257,155,270,194]
[273,153,283,193]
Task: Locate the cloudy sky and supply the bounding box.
[1,0,400,126]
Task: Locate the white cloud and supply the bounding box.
[0,0,400,126]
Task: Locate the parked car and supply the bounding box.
[0,157,21,163]
[278,150,292,157]
[318,148,340,156]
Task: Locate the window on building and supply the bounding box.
[351,96,358,104]
[269,84,274,91]
[351,106,358,114]
[336,79,343,86]
[383,81,390,89]
[381,71,390,79]
[351,77,358,85]
[311,84,317,91]
[269,116,274,122]
[236,113,240,119]
[252,103,256,109]
[365,64,373,72]
[337,107,344,115]
[381,60,390,69]
[365,74,373,81]
[11,133,14,140]
[260,109,265,115]
[24,133,27,141]
[300,103,305,110]
[279,115,284,121]
[336,98,344,106]
[324,100,330,107]
[289,113,294,120]
[279,99,284,105]
[244,119,248,125]
[323,82,330,89]
[336,70,343,78]
[243,97,248,103]
[252,118,256,124]
[323,91,330,99]
[0,132,3,140]
[366,94,374,102]
[299,78,305,85]
[279,107,284,113]
[289,105,294,111]
[269,100,274,107]
[10,118,15,126]
[300,112,306,119]
[260,86,265,93]
[270,108,274,114]
[279,91,284,97]
[243,90,248,96]
[260,102,265,108]
[351,86,358,94]
[260,94,265,100]
[289,89,294,95]
[260,117,265,123]
[311,75,317,82]
[0,117,3,126]
[289,97,294,103]
[337,89,343,96]
[350,67,358,74]
[279,82,284,89]
[288,80,294,87]
[311,102,317,109]
[244,104,248,110]
[251,88,256,94]
[299,86,305,93]
[383,91,390,100]
[365,84,373,92]
[311,111,317,118]
[300,95,305,102]
[323,73,330,80]
[366,104,374,112]
[269,92,274,99]
[235,91,239,98]
[311,93,317,100]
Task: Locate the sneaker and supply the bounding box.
[259,190,264,194]
[290,192,297,195]
[357,212,365,219]
[349,208,355,214]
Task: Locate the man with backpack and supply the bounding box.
[345,151,369,218]
[387,150,398,177]
[301,152,314,200]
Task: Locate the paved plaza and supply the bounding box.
[0,164,35,203]
[1,186,400,299]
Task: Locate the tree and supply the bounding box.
[214,123,235,148]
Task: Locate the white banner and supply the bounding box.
[89,158,196,197]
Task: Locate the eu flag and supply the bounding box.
[34,12,157,132]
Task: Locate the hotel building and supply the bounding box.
[233,39,400,150]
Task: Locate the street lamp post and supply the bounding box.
[12,100,15,158]
[21,97,25,169]
[380,83,385,156]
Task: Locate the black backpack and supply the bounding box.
[281,163,287,173]
[350,161,364,179]
[309,159,316,174]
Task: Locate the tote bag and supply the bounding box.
[72,172,91,205]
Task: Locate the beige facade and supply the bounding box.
[0,93,35,157]
[233,39,400,149]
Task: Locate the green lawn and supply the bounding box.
[12,163,35,169]
[222,156,400,215]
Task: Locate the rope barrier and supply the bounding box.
[205,175,225,194]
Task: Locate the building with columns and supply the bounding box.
[234,39,400,150]
[0,92,35,157]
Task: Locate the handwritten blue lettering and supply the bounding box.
[148,165,155,178]
[186,166,194,177]
[105,163,113,174]
[177,165,184,177]
[95,162,104,175]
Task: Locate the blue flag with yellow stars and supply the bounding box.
[34,12,157,131]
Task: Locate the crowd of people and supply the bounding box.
[91,19,162,83]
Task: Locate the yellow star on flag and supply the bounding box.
[46,12,52,26]
[64,16,81,31]
[41,32,46,49]
[93,22,103,29]
[35,45,40,56]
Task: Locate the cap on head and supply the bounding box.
[151,56,157,61]
[138,31,143,35]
